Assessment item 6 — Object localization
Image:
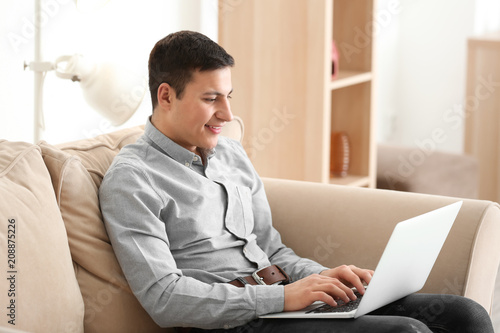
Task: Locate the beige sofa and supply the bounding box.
[377,144,480,199]
[1,121,500,333]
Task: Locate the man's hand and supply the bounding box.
[283,265,374,312]
[320,264,374,295]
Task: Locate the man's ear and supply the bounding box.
[157,82,175,109]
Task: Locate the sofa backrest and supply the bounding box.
[0,141,85,333]
[41,126,170,333]
[40,118,243,332]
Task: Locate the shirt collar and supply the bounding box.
[144,117,216,168]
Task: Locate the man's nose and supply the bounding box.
[217,99,233,122]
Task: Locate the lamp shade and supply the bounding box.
[54,54,146,126]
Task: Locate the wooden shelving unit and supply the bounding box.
[330,71,373,90]
[464,32,500,202]
[218,0,377,187]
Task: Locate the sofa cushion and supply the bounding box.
[40,127,173,333]
[0,140,84,332]
[55,126,145,189]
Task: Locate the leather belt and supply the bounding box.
[228,265,290,287]
[175,266,289,332]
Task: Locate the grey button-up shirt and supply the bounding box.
[99,119,328,329]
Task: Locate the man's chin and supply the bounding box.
[199,138,219,151]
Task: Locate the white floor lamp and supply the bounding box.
[25,0,146,143]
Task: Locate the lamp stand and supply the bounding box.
[30,0,56,143]
[34,0,43,143]
[26,0,144,143]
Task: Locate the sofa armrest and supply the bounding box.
[377,144,479,199]
[262,177,500,314]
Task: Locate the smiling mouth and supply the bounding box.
[205,124,223,134]
[205,125,222,130]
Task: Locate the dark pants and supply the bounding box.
[191,294,494,333]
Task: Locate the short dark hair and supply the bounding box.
[148,30,235,109]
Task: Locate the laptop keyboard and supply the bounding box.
[306,291,363,314]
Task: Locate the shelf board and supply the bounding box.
[330,70,372,90]
[329,175,370,187]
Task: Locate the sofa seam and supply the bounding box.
[59,131,143,153]
[54,155,81,208]
[86,168,105,180]
[0,145,41,178]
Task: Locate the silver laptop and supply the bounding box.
[260,201,463,319]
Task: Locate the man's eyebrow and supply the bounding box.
[202,89,233,96]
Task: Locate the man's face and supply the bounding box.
[161,67,233,153]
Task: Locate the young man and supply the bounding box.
[99,31,493,332]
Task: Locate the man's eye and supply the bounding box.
[205,98,216,102]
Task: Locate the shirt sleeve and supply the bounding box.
[228,141,330,281]
[99,162,284,329]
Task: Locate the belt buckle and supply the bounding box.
[251,267,269,285]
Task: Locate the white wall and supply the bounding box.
[4,1,499,150]
[0,0,218,144]
[376,0,500,154]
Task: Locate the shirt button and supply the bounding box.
[193,156,198,162]
[185,162,190,167]
[223,324,230,329]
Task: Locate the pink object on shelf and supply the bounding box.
[331,40,340,80]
